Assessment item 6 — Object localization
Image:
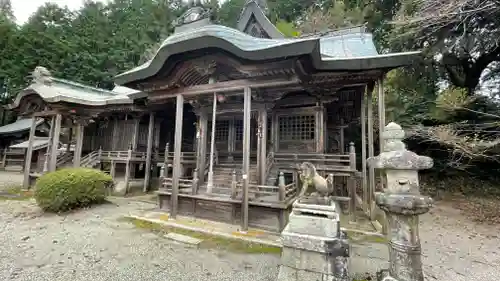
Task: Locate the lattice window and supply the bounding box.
[208,120,230,141]
[278,115,315,141]
[234,119,243,141]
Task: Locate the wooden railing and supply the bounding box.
[162,178,194,189]
[56,151,74,167]
[80,150,99,167]
[274,153,350,166]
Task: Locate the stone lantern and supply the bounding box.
[367,122,433,281]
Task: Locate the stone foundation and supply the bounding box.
[276,197,350,281]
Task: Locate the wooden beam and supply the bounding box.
[73,123,84,167]
[242,86,251,232]
[171,94,184,219]
[149,78,300,101]
[144,113,155,192]
[22,118,37,189]
[32,110,59,117]
[49,114,62,172]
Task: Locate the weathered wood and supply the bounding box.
[259,109,268,185]
[32,110,59,117]
[149,78,300,101]
[339,119,346,154]
[1,148,7,168]
[66,126,73,153]
[111,118,119,151]
[361,89,368,213]
[171,94,184,219]
[207,80,217,193]
[242,86,251,231]
[144,113,155,192]
[43,115,55,173]
[316,102,325,153]
[367,85,375,220]
[349,142,356,222]
[132,117,140,150]
[198,112,208,184]
[49,114,62,172]
[22,118,38,189]
[73,123,84,167]
[231,170,237,199]
[124,145,132,193]
[154,118,161,175]
[110,160,116,179]
[377,78,388,234]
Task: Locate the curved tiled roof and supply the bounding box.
[114,24,421,87]
[8,77,138,110]
[0,118,44,136]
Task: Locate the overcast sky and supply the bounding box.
[12,0,101,24]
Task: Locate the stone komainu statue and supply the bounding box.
[297,162,333,198]
[32,66,53,85]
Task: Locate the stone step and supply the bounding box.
[164,232,202,248]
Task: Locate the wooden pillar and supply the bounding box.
[132,117,140,150]
[66,126,73,153]
[316,102,325,153]
[110,160,116,179]
[377,78,386,182]
[73,122,84,167]
[43,115,55,173]
[49,114,62,172]
[124,144,132,193]
[361,90,368,213]
[198,111,208,184]
[339,119,346,154]
[259,109,268,185]
[271,112,278,152]
[171,94,184,219]
[22,118,38,189]
[144,113,155,192]
[349,142,356,222]
[111,117,118,150]
[154,119,161,175]
[367,85,375,220]
[241,86,251,231]
[1,148,7,168]
[378,79,386,150]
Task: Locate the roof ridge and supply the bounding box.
[52,78,118,96]
[298,25,369,38]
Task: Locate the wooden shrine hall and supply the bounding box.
[4,0,421,233]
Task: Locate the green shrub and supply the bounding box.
[34,168,112,212]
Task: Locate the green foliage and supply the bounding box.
[275,20,300,37]
[34,168,112,212]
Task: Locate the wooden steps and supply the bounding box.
[211,165,258,186]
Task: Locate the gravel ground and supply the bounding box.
[0,171,499,281]
[0,199,280,281]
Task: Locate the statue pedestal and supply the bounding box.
[276,198,350,281]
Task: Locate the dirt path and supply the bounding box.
[419,201,500,281]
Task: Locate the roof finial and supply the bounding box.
[32,66,53,85]
[173,0,212,32]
